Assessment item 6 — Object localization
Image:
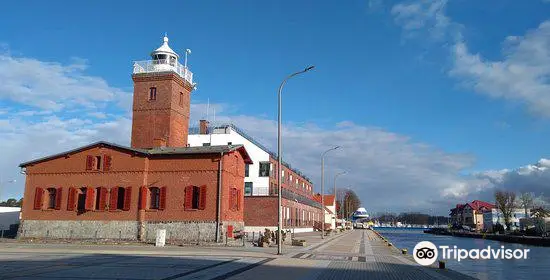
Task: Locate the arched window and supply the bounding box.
[150,187,160,209]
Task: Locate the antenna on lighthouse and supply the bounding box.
[184,48,192,68]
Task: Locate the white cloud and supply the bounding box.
[391,1,550,117]
[451,21,550,116]
[0,54,130,111]
[391,0,451,39]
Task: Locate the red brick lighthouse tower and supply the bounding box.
[131,35,195,149]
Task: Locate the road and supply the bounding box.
[0,230,474,280]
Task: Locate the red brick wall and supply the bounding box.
[244,196,277,226]
[221,151,245,222]
[244,197,323,228]
[21,145,246,224]
[131,73,192,149]
[269,157,313,198]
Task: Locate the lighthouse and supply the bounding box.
[130,35,195,149]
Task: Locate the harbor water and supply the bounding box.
[376,227,550,280]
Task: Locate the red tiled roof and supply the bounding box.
[313,194,335,206]
[465,200,495,211]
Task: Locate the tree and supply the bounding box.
[518,192,534,217]
[336,189,361,219]
[0,198,22,207]
[495,190,516,231]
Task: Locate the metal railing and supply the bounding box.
[245,187,270,196]
[133,59,194,85]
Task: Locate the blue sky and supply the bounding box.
[1,0,550,214]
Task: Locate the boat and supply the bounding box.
[351,207,370,226]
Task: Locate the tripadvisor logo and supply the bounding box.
[413,241,530,266]
[413,241,438,266]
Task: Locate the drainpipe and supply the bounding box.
[216,152,224,243]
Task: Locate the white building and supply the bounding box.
[0,207,21,232]
[188,121,322,233]
[483,208,530,232]
[188,121,273,196]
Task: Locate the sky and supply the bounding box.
[1,0,550,215]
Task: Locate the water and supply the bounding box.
[376,227,550,280]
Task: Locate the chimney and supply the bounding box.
[199,120,209,134]
[152,138,167,148]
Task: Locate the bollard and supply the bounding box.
[439,260,446,269]
[402,248,408,254]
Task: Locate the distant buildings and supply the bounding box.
[450,200,495,230]
[313,194,336,230]
[483,208,529,232]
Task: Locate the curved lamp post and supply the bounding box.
[277,65,315,255]
[320,146,340,239]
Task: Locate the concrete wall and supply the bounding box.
[145,221,217,242]
[19,220,244,243]
[19,220,139,240]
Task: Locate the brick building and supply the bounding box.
[188,122,323,233]
[18,35,252,243]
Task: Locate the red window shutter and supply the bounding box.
[138,186,147,210]
[103,155,112,171]
[199,185,207,210]
[98,187,108,210]
[55,188,63,210]
[33,188,44,210]
[184,186,193,210]
[123,186,132,211]
[85,187,95,210]
[109,187,118,211]
[159,186,167,210]
[86,155,94,171]
[67,187,76,211]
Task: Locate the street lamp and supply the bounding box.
[277,65,315,255]
[320,146,340,239]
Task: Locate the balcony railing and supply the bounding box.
[245,187,270,196]
[133,59,194,85]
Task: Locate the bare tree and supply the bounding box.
[518,192,534,217]
[495,190,516,231]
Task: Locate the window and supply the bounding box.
[244,182,253,196]
[185,185,206,210]
[86,155,111,171]
[228,142,232,145]
[202,143,211,146]
[95,156,102,170]
[77,187,87,212]
[179,92,184,106]
[117,188,126,210]
[47,188,56,209]
[259,162,270,177]
[150,187,160,209]
[149,87,157,100]
[245,164,249,177]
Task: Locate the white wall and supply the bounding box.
[0,207,20,230]
[188,127,271,195]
